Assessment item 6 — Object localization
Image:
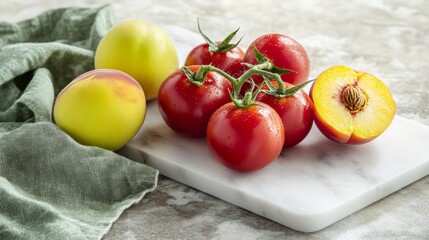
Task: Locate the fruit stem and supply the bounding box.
[263,78,315,98]
[341,85,367,113]
[206,61,271,95]
[181,66,209,86]
[229,83,263,109]
[200,61,282,109]
[197,18,243,52]
[187,39,299,109]
[250,46,313,98]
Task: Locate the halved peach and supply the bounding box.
[310,66,396,144]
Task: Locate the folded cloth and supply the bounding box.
[0,5,158,240]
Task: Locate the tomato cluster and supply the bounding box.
[158,23,314,172]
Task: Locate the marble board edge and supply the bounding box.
[119,100,429,232]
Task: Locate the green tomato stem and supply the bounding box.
[197,18,243,53]
[184,63,313,106]
[202,61,282,109]
[261,78,315,98]
[181,66,211,87]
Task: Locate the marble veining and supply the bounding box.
[122,97,429,232]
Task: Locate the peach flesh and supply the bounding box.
[310,66,396,144]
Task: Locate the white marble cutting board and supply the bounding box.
[119,26,429,232]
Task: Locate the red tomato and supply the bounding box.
[206,102,284,172]
[256,81,314,148]
[158,65,232,137]
[184,42,245,78]
[242,34,310,93]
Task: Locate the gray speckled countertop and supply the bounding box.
[2,1,428,239]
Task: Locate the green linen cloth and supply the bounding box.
[0,5,158,240]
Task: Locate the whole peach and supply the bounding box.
[53,69,146,151]
[95,19,179,100]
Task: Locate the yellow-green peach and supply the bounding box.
[53,69,146,150]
